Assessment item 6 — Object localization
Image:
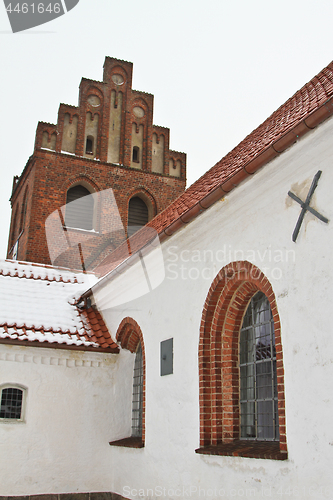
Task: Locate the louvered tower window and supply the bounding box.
[128,196,148,237]
[65,185,94,230]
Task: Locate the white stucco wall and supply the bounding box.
[94,116,333,500]
[0,343,134,496]
[2,116,333,500]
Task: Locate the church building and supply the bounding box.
[1,59,333,500]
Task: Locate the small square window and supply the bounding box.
[0,386,26,421]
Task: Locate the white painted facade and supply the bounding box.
[94,116,333,500]
[0,343,132,495]
[1,111,333,500]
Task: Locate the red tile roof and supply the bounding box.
[0,260,118,353]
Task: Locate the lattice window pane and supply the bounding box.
[132,344,143,437]
[0,388,23,419]
[239,292,279,441]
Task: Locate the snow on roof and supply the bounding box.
[0,260,118,352]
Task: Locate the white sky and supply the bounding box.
[1,0,333,259]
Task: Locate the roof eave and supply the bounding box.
[0,337,119,354]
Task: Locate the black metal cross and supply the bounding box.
[288,170,329,242]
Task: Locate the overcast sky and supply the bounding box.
[1,0,333,259]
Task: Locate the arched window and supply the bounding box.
[65,185,94,230]
[128,196,149,237]
[197,261,287,460]
[240,292,279,441]
[132,343,143,438]
[110,317,145,448]
[132,146,140,163]
[0,386,26,421]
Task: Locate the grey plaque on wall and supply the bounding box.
[160,338,173,376]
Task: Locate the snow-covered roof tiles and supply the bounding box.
[0,260,118,353]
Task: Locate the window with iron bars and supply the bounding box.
[239,292,279,441]
[132,344,143,437]
[0,387,24,420]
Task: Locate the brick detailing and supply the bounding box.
[116,317,146,445]
[7,57,186,268]
[198,261,287,455]
[195,440,287,460]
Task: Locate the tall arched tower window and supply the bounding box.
[65,185,94,230]
[128,196,149,237]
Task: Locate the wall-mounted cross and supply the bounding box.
[288,170,329,242]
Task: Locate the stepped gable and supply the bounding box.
[0,260,118,353]
[7,56,186,268]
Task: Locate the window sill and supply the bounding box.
[195,440,287,460]
[64,226,99,235]
[109,437,144,448]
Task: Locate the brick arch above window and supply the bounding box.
[116,317,145,354]
[197,261,287,460]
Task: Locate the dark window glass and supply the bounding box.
[0,388,23,419]
[86,137,93,154]
[132,146,139,163]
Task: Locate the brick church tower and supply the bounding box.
[7,57,186,270]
